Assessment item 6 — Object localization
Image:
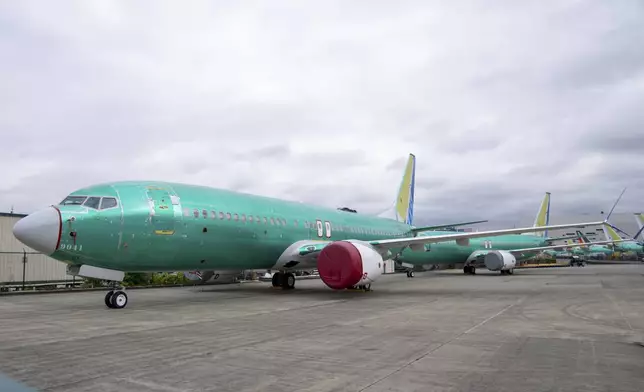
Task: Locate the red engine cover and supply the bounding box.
[317,241,363,290]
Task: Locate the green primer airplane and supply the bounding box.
[546,231,617,259]
[396,192,617,275]
[12,154,606,309]
[602,223,644,256]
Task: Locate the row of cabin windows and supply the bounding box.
[182,207,403,237]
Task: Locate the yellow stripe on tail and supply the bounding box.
[395,154,416,225]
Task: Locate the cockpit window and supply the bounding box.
[100,197,118,210]
[83,197,101,209]
[59,196,87,206]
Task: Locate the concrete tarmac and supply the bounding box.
[0,264,643,392]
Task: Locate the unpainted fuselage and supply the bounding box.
[50,181,551,272]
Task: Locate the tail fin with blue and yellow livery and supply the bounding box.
[524,192,551,237]
[377,153,416,225]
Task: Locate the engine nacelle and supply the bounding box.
[484,250,517,271]
[317,240,384,290]
[183,270,240,284]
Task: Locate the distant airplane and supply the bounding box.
[12,153,605,309]
[394,192,599,275]
[602,223,644,256]
[546,230,617,259]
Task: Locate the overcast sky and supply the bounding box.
[1,1,643,235]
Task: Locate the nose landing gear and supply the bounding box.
[104,282,128,309]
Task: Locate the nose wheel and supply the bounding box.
[104,282,128,309]
[271,272,296,290]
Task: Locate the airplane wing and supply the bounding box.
[507,239,624,255]
[273,220,607,270]
[369,221,606,251]
[410,220,488,233]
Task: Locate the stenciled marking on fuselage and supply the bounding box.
[60,243,83,252]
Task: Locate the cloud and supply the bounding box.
[1,1,644,236]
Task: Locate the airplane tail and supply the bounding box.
[378,153,416,225]
[634,213,644,241]
[525,192,551,237]
[602,223,623,242]
[575,230,590,244]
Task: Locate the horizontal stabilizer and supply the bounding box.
[410,220,488,233]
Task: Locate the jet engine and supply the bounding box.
[484,250,516,271]
[317,240,384,290]
[183,270,241,284]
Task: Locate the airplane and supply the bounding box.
[395,192,603,275]
[12,153,606,309]
[602,223,644,257]
[545,230,617,259]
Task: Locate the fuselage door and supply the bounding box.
[146,187,177,235]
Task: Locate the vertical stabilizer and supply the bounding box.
[602,223,623,242]
[575,230,590,244]
[378,153,416,225]
[634,213,644,241]
[530,192,551,237]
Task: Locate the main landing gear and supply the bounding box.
[500,269,514,275]
[464,265,476,274]
[348,284,372,291]
[104,282,128,309]
[271,271,296,290]
[406,270,415,278]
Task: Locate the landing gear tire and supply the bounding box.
[271,272,281,287]
[281,272,295,290]
[109,290,128,309]
[464,265,476,275]
[406,270,415,278]
[104,290,115,308]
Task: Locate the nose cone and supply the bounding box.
[13,207,62,255]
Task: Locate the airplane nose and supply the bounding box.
[13,206,62,255]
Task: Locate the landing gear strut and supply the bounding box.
[464,265,476,274]
[271,272,295,290]
[104,282,128,309]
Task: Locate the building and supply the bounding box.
[0,212,75,287]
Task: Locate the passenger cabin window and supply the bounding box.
[60,196,87,206]
[248,215,253,223]
[100,197,118,210]
[83,197,101,209]
[219,212,225,220]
